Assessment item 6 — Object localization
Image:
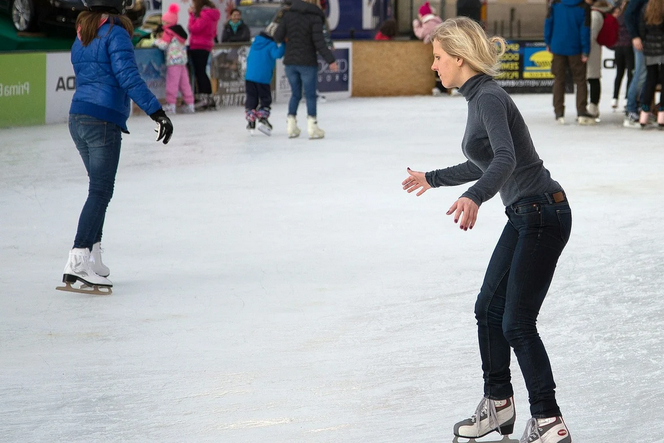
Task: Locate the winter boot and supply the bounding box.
[519,416,571,443]
[163,103,176,114]
[307,116,325,139]
[287,115,301,138]
[63,248,112,288]
[91,242,110,277]
[453,396,516,439]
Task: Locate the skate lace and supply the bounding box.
[519,418,539,443]
[472,397,499,430]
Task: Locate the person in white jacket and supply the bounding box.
[587,0,615,119]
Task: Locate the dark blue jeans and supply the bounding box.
[68,114,122,250]
[285,65,318,117]
[474,192,572,418]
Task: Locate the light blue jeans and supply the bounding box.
[68,114,122,250]
[285,65,318,117]
[626,49,646,114]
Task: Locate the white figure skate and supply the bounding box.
[56,248,113,295]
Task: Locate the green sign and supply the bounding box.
[0,53,47,128]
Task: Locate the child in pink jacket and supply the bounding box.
[413,2,447,95]
[155,3,195,114]
[188,0,221,110]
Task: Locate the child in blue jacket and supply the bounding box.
[59,0,173,295]
[244,20,285,135]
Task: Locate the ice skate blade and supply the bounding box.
[453,436,519,443]
[56,281,112,295]
[257,124,272,136]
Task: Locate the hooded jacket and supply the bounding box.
[188,6,221,52]
[155,24,189,66]
[69,17,161,132]
[544,0,591,56]
[246,33,286,84]
[273,0,335,66]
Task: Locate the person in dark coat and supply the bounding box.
[274,0,337,139]
[221,9,251,42]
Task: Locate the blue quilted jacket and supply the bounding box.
[69,17,161,132]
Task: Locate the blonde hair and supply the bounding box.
[430,17,506,77]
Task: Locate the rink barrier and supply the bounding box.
[0,40,573,129]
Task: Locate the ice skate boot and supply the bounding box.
[287,115,301,138]
[181,103,195,114]
[454,396,516,439]
[519,417,571,443]
[623,111,641,128]
[611,98,618,110]
[256,107,272,136]
[163,103,176,114]
[307,116,325,139]
[57,248,112,295]
[639,110,652,128]
[587,103,600,122]
[246,109,257,134]
[576,113,596,125]
[91,242,110,277]
[658,110,664,129]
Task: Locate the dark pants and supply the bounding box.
[475,193,572,418]
[640,63,664,112]
[551,54,587,118]
[68,114,122,250]
[613,45,634,100]
[188,49,212,95]
[245,80,272,112]
[588,78,600,105]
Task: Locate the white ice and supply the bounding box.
[1,76,663,443]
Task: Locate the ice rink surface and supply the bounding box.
[1,85,663,443]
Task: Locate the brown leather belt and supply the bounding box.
[552,191,566,203]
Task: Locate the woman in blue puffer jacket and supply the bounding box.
[59,0,173,295]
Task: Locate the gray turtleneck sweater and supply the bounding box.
[425,74,562,207]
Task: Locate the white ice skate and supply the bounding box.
[91,242,110,277]
[56,248,112,295]
[453,436,519,443]
[163,103,176,114]
[454,396,516,440]
[287,115,301,138]
[307,116,325,139]
[519,417,571,443]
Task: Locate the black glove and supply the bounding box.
[150,109,173,144]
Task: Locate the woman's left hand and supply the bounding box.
[446,197,478,231]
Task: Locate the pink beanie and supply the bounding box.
[419,1,432,15]
[161,3,179,26]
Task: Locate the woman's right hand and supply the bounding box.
[402,168,431,196]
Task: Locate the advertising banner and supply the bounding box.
[495,40,572,94]
[210,44,251,107]
[46,52,76,124]
[135,47,167,101]
[0,53,47,128]
[275,41,352,103]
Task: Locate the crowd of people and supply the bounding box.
[546,0,663,128]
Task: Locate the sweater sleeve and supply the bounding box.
[425,161,484,187]
[461,93,516,206]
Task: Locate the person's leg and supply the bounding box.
[551,54,567,118]
[178,65,195,106]
[503,195,572,418]
[285,65,302,116]
[639,65,658,125]
[68,114,122,251]
[568,54,588,116]
[627,48,646,114]
[300,65,319,117]
[164,65,179,106]
[475,221,518,401]
[613,47,626,100]
[588,78,600,105]
[189,49,212,95]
